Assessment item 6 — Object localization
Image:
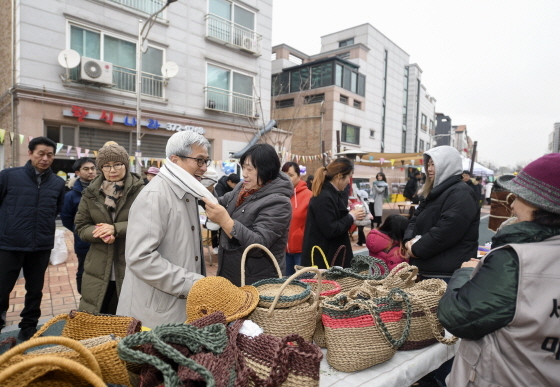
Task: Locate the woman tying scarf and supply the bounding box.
[203,143,293,286]
[75,141,144,314]
[371,172,389,227]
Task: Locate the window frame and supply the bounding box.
[206,62,255,116]
[339,38,355,47]
[208,0,257,32]
[341,122,360,145]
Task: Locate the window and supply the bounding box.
[369,130,375,138]
[421,114,427,131]
[275,99,294,109]
[107,0,165,15]
[206,64,254,116]
[419,140,425,152]
[342,123,360,145]
[337,52,350,60]
[271,72,289,96]
[207,0,260,53]
[271,52,277,60]
[304,94,324,104]
[339,38,354,47]
[429,119,434,134]
[353,100,362,109]
[69,25,164,97]
[340,95,348,104]
[310,62,333,88]
[288,54,303,65]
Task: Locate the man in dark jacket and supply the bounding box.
[214,173,239,197]
[60,157,96,294]
[0,137,65,340]
[403,170,421,203]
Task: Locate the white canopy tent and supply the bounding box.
[462,157,494,176]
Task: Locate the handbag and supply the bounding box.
[322,288,412,372]
[323,254,388,292]
[0,357,128,387]
[297,245,346,273]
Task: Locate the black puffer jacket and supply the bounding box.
[0,161,65,251]
[404,146,480,276]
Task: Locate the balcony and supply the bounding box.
[107,0,165,15]
[70,65,164,98]
[205,14,262,56]
[204,86,255,117]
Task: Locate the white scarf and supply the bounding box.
[159,158,218,204]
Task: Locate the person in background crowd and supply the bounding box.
[203,143,293,286]
[438,153,560,387]
[371,172,389,228]
[281,161,312,276]
[301,158,365,269]
[354,189,372,247]
[60,157,96,294]
[306,174,314,191]
[75,142,144,315]
[214,173,240,197]
[462,170,475,191]
[366,214,409,274]
[403,170,422,204]
[484,180,493,206]
[404,145,479,387]
[117,132,211,328]
[0,137,65,340]
[473,176,483,207]
[144,166,160,184]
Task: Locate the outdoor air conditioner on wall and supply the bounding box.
[242,37,254,51]
[79,57,113,86]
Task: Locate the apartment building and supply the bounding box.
[0,0,272,172]
[271,23,436,181]
[549,122,560,153]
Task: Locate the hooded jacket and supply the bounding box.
[217,172,293,286]
[287,179,312,254]
[215,175,234,197]
[74,172,144,312]
[0,161,65,251]
[366,229,407,274]
[61,179,91,255]
[404,146,479,276]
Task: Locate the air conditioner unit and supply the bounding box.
[242,37,254,51]
[79,57,113,85]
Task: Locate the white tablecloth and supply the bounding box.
[320,336,459,387]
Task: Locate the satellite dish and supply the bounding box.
[58,49,81,69]
[161,61,179,78]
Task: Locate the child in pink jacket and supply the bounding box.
[366,214,409,274]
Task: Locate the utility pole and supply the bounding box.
[469,141,477,175]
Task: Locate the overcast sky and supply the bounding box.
[271,0,560,168]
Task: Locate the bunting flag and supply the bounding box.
[56,143,64,154]
[93,150,98,157]
[379,158,385,164]
[19,134,24,144]
[411,159,415,165]
[84,149,90,157]
[157,160,161,168]
[28,136,33,143]
[129,156,135,167]
[76,147,82,158]
[66,145,72,156]
[390,159,395,166]
[0,128,5,144]
[9,132,15,142]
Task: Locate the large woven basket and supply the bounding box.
[322,288,412,372]
[248,267,322,341]
[323,254,389,292]
[0,336,130,386]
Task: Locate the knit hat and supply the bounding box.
[96,143,129,170]
[186,276,259,323]
[496,153,560,214]
[146,166,160,176]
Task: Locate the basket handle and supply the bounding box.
[0,357,106,387]
[352,255,389,277]
[366,262,418,289]
[241,243,283,286]
[411,293,459,345]
[0,336,102,377]
[310,245,330,269]
[330,245,347,267]
[369,288,413,348]
[266,267,322,316]
[31,313,69,339]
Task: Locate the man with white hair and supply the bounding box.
[117,131,215,328]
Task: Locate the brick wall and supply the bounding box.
[0,2,14,167]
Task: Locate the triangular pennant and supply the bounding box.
[28,136,33,143]
[76,147,82,158]
[0,128,5,144]
[84,149,90,157]
[379,158,385,164]
[93,150,98,157]
[157,159,161,168]
[56,143,64,154]
[390,159,395,166]
[411,159,415,165]
[9,132,15,142]
[19,134,24,144]
[66,145,72,156]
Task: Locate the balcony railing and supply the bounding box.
[205,14,262,56]
[204,86,255,117]
[107,0,165,15]
[70,65,164,98]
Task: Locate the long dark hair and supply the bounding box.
[376,172,387,182]
[312,158,353,197]
[532,208,560,227]
[377,214,409,256]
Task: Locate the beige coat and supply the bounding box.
[116,173,205,329]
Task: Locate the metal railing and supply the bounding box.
[205,14,262,55]
[107,0,165,15]
[70,65,164,98]
[204,86,255,117]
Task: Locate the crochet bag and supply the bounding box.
[295,245,347,275]
[32,310,142,341]
[0,357,127,387]
[0,336,129,387]
[322,288,412,372]
[323,254,389,292]
[248,267,322,341]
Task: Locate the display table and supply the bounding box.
[319,335,458,386]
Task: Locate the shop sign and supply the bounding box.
[63,106,205,135]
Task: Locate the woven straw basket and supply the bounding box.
[323,254,389,293]
[0,336,129,386]
[322,288,412,372]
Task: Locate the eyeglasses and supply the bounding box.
[178,156,212,167]
[101,163,125,172]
